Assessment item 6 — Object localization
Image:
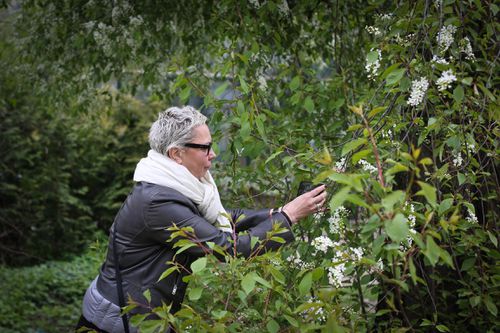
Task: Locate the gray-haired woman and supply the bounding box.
[76,106,327,332]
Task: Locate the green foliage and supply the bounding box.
[0,236,106,332]
[1,0,498,331]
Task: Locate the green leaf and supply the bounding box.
[439,248,454,268]
[381,190,405,212]
[329,186,351,212]
[453,85,464,104]
[239,76,250,94]
[484,296,498,316]
[143,289,151,303]
[385,68,406,86]
[237,99,245,114]
[266,319,279,333]
[214,82,229,97]
[366,50,380,63]
[351,149,371,165]
[457,172,465,185]
[158,266,179,282]
[241,273,256,295]
[436,324,450,332]
[188,287,203,301]
[385,213,409,242]
[304,96,314,113]
[470,295,481,307]
[240,118,251,140]
[268,266,285,285]
[179,86,191,102]
[298,272,312,296]
[460,258,475,271]
[368,106,387,118]
[438,198,454,215]
[477,83,496,101]
[265,150,283,164]
[409,257,417,284]
[487,231,498,247]
[341,138,367,156]
[424,236,440,266]
[416,181,437,207]
[386,163,409,175]
[255,115,266,140]
[253,274,272,288]
[284,314,299,327]
[138,319,163,333]
[325,313,348,333]
[290,76,301,91]
[190,257,207,274]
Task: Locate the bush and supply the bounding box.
[0,235,106,333]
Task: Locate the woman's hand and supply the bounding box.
[282,184,327,224]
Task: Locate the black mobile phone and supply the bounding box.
[297,181,324,196]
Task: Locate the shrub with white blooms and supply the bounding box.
[311,236,334,254]
[365,49,382,80]
[437,25,457,52]
[436,69,457,91]
[407,77,429,106]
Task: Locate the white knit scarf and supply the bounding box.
[133,149,233,233]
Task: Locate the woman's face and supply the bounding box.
[179,124,216,180]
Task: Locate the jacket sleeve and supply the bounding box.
[145,201,294,259]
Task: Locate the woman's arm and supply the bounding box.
[146,202,293,258]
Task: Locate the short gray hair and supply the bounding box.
[149,106,207,156]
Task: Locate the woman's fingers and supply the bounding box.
[310,184,326,197]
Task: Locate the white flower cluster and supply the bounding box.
[312,236,334,254]
[452,152,463,167]
[325,241,364,287]
[407,77,429,107]
[466,143,476,155]
[286,252,314,270]
[129,15,144,27]
[437,25,457,52]
[466,208,478,224]
[407,203,416,229]
[358,159,378,173]
[381,129,393,139]
[328,206,349,235]
[327,263,345,288]
[436,69,457,91]
[459,37,475,60]
[432,55,449,65]
[394,33,415,47]
[248,0,261,9]
[277,0,290,17]
[257,75,268,91]
[350,247,364,261]
[365,49,382,80]
[377,13,394,20]
[93,22,114,56]
[301,297,326,322]
[365,25,382,36]
[335,157,347,173]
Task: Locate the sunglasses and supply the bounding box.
[183,142,212,156]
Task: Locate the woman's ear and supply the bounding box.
[168,148,183,164]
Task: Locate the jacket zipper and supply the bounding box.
[172,258,187,295]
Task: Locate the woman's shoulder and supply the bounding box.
[134,181,195,207]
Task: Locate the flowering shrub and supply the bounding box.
[5,0,499,331]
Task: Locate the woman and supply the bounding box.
[76,106,327,332]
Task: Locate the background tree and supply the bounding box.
[0,0,498,331]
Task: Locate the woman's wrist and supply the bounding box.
[281,205,297,224]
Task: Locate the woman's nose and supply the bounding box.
[208,149,216,159]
